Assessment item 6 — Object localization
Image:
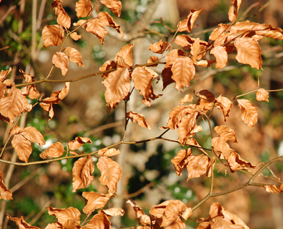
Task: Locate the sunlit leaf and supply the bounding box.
[7,215,40,229]
[215,95,233,121]
[264,184,283,193]
[82,211,111,229]
[186,154,210,181]
[148,40,170,54]
[76,0,92,18]
[82,192,111,214]
[212,136,233,159]
[52,52,69,76]
[227,151,256,172]
[256,88,269,102]
[12,135,32,163]
[127,200,151,225]
[102,208,125,216]
[228,0,242,22]
[70,32,81,41]
[0,67,12,82]
[101,0,122,17]
[20,127,45,145]
[127,111,151,129]
[52,1,71,29]
[47,206,81,226]
[97,148,120,157]
[214,125,237,143]
[0,172,12,200]
[237,99,258,127]
[210,46,228,68]
[97,156,122,195]
[68,137,92,151]
[171,148,192,176]
[42,25,64,47]
[175,34,194,50]
[177,8,202,33]
[115,44,134,67]
[40,142,64,159]
[72,155,95,192]
[209,24,230,41]
[64,47,84,67]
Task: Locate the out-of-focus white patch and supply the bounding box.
[40,139,53,150]
[278,141,283,156]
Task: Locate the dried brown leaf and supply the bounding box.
[102,66,130,109]
[227,151,255,172]
[177,8,202,33]
[76,0,92,18]
[161,66,174,90]
[127,200,151,225]
[64,47,84,67]
[72,155,95,192]
[82,192,111,214]
[82,211,111,229]
[127,111,151,129]
[102,208,125,216]
[20,127,45,145]
[264,184,283,193]
[212,136,233,159]
[99,60,116,79]
[7,215,40,229]
[52,1,71,29]
[85,18,107,44]
[101,0,122,17]
[97,148,120,157]
[42,25,64,47]
[97,12,123,37]
[209,24,230,41]
[115,44,134,67]
[210,46,228,68]
[52,52,69,76]
[12,135,32,163]
[234,37,262,69]
[256,88,269,102]
[40,142,64,159]
[171,148,192,176]
[180,94,193,105]
[0,67,12,82]
[0,172,12,200]
[215,95,233,121]
[97,156,122,195]
[148,40,170,54]
[47,206,81,226]
[237,99,257,127]
[174,34,194,50]
[186,154,210,181]
[228,0,242,22]
[68,137,92,151]
[214,125,237,143]
[58,82,70,100]
[256,27,283,40]
[70,32,81,41]
[0,86,31,123]
[40,102,54,120]
[147,56,159,66]
[190,38,209,62]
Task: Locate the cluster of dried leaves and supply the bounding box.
[1,0,283,228]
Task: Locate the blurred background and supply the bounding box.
[0,0,283,228]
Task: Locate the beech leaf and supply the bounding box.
[72,155,95,192]
[12,135,32,163]
[171,148,192,176]
[228,0,242,22]
[52,52,69,76]
[237,99,258,127]
[177,8,202,33]
[212,136,233,159]
[148,40,170,54]
[175,34,194,50]
[7,215,40,229]
[52,1,71,29]
[227,151,256,172]
[234,37,262,69]
[264,184,283,193]
[180,94,193,105]
[0,172,12,200]
[210,46,228,68]
[64,47,84,67]
[214,125,237,143]
[102,208,125,217]
[127,111,151,129]
[42,25,64,47]
[186,154,210,181]
[115,44,134,67]
[97,156,122,195]
[127,200,152,225]
[83,211,111,229]
[75,0,92,18]
[0,67,12,82]
[101,0,122,17]
[20,127,45,145]
[256,88,269,102]
[82,192,111,214]
[40,142,64,159]
[70,32,81,41]
[215,95,233,121]
[68,137,92,151]
[97,148,120,157]
[47,206,81,226]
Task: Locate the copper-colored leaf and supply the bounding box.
[52,52,69,76]
[264,184,283,193]
[210,46,228,69]
[214,125,237,143]
[171,148,192,176]
[52,1,71,29]
[186,138,207,154]
[175,34,194,50]
[68,137,92,151]
[40,142,64,159]
[227,151,255,172]
[190,38,210,62]
[72,155,95,192]
[65,47,84,67]
[103,66,130,109]
[42,25,64,48]
[58,82,70,100]
[230,21,271,34]
[82,211,111,229]
[76,0,92,18]
[82,192,111,214]
[212,136,233,159]
[147,56,159,66]
[127,111,151,129]
[101,0,122,17]
[47,206,81,226]
[99,60,116,79]
[237,99,258,127]
[0,172,12,200]
[102,208,125,216]
[85,18,107,44]
[256,88,269,102]
[97,148,120,157]
[186,154,210,181]
[0,86,31,123]
[7,215,40,229]
[40,102,54,120]
[44,223,62,229]
[20,127,45,145]
[228,0,242,22]
[148,40,170,54]
[215,95,233,121]
[115,44,134,67]
[180,94,193,105]
[70,32,81,41]
[132,66,160,106]
[97,156,122,195]
[177,8,202,33]
[127,200,151,225]
[196,90,215,113]
[234,37,262,69]
[97,12,123,37]
[12,135,32,163]
[209,24,230,41]
[0,67,12,82]
[256,26,283,40]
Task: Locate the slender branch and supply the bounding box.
[124,182,155,199]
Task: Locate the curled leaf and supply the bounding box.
[127,111,151,129]
[42,25,64,47]
[52,52,69,76]
[82,192,111,214]
[12,135,32,163]
[212,136,233,159]
[52,1,71,29]
[75,0,92,18]
[127,200,151,225]
[64,47,84,67]
[148,40,170,54]
[177,8,202,33]
[47,206,81,226]
[210,46,228,69]
[7,215,40,229]
[264,184,283,193]
[171,148,192,176]
[97,148,120,157]
[115,44,134,67]
[0,172,12,200]
[237,99,258,127]
[256,88,269,102]
[228,0,242,22]
[227,151,256,172]
[180,94,193,105]
[214,125,237,143]
[72,155,95,192]
[186,154,210,181]
[70,32,81,41]
[40,142,64,159]
[68,136,92,151]
[83,210,111,229]
[102,208,125,216]
[101,0,122,17]
[215,95,233,121]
